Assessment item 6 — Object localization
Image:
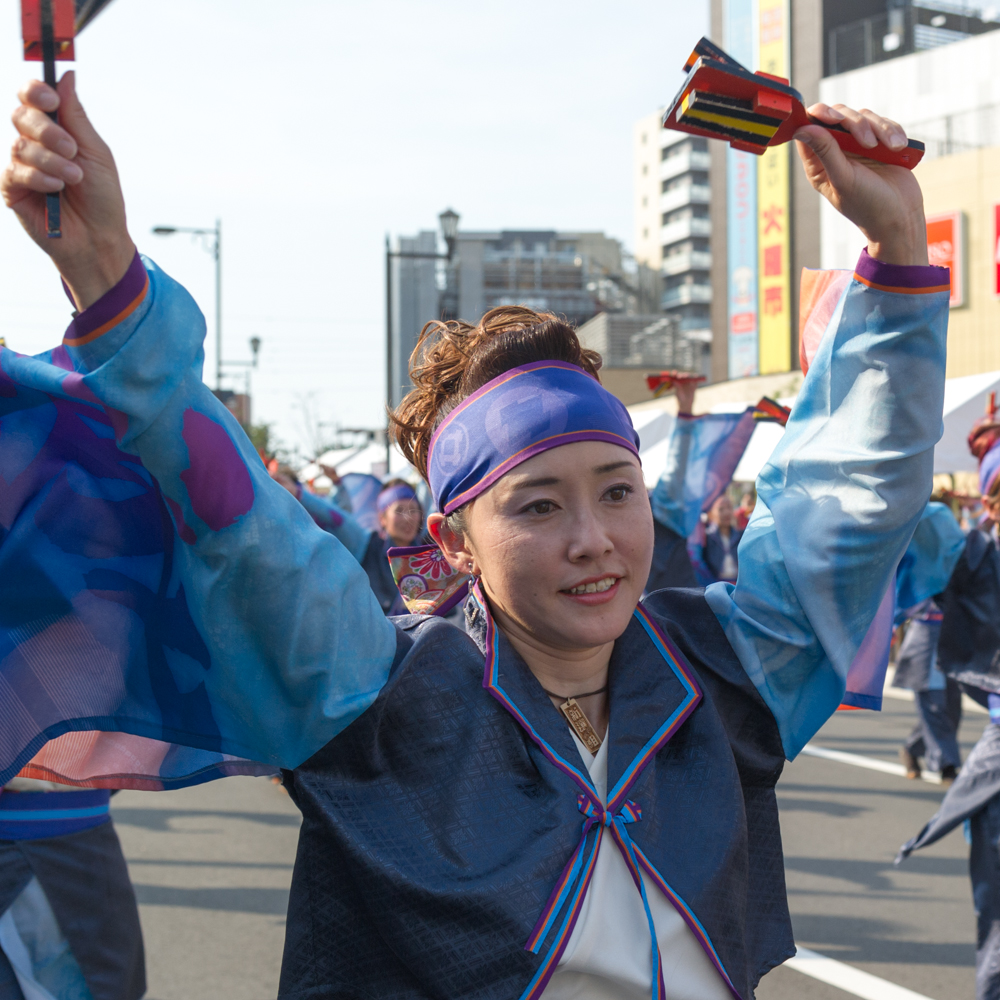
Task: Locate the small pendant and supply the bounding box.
[559,698,603,754]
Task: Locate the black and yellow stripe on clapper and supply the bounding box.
[677,91,784,148]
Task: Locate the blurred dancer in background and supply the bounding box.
[898,417,1000,999]
[892,502,967,782]
[702,495,742,585]
[0,779,144,1000]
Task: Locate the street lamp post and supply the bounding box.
[153,220,222,389]
[384,208,460,470]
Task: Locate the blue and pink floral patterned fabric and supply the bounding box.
[387,545,470,616]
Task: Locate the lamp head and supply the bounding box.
[438,208,460,242]
[152,226,177,235]
[250,336,262,362]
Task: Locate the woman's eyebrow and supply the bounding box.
[593,461,634,474]
[508,476,561,491]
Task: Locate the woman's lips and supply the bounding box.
[559,576,622,606]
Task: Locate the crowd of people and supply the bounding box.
[1,67,999,1000]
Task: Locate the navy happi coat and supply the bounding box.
[280,589,789,1000]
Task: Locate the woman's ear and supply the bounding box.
[427,513,475,574]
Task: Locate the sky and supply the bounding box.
[0,0,708,458]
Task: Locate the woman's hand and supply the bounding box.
[794,104,927,267]
[1,73,135,310]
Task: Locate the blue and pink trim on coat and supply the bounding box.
[471,582,739,999]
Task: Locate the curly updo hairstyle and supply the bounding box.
[389,306,603,484]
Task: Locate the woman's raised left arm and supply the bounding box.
[705,103,949,759]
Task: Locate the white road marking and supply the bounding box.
[786,946,936,1000]
[800,744,943,785]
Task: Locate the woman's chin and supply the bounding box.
[543,592,637,646]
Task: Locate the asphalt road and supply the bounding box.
[109,691,987,1000]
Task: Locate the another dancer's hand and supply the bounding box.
[675,379,696,417]
[794,103,926,267]
[2,72,134,309]
[320,464,342,486]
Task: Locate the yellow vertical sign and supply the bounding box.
[756,0,791,374]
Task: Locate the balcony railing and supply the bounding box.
[661,217,711,247]
[662,283,712,308]
[660,149,711,183]
[660,184,711,215]
[662,250,712,276]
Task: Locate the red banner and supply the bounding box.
[994,204,1000,298]
[926,212,964,308]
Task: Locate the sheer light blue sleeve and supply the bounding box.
[650,417,694,537]
[705,258,950,759]
[61,257,397,768]
[299,489,371,563]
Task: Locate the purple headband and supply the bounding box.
[981,439,1000,498]
[427,360,640,515]
[377,482,418,513]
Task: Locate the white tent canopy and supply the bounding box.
[628,370,1000,488]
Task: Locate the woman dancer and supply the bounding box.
[1,74,947,1000]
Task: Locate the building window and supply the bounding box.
[643,228,649,239]
[642,196,648,207]
[642,164,648,175]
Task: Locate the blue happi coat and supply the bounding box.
[0,249,949,997]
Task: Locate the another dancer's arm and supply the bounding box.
[2,76,397,769]
[271,466,371,562]
[705,104,949,759]
[649,379,697,537]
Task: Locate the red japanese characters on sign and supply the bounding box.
[763,286,783,315]
[994,204,1000,298]
[763,245,782,277]
[926,211,964,308]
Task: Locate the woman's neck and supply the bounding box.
[491,603,611,740]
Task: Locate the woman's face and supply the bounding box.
[711,495,734,529]
[380,499,422,546]
[435,441,653,653]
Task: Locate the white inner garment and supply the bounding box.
[540,728,732,1000]
[0,877,93,1000]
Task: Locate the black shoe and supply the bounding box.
[940,765,958,786]
[900,747,920,779]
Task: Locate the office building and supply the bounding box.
[633,119,714,355]
[388,224,664,407]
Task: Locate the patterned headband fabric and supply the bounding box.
[427,360,640,515]
[377,482,418,512]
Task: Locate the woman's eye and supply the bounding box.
[606,484,633,503]
[529,501,554,515]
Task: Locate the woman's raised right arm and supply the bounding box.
[1,77,397,777]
